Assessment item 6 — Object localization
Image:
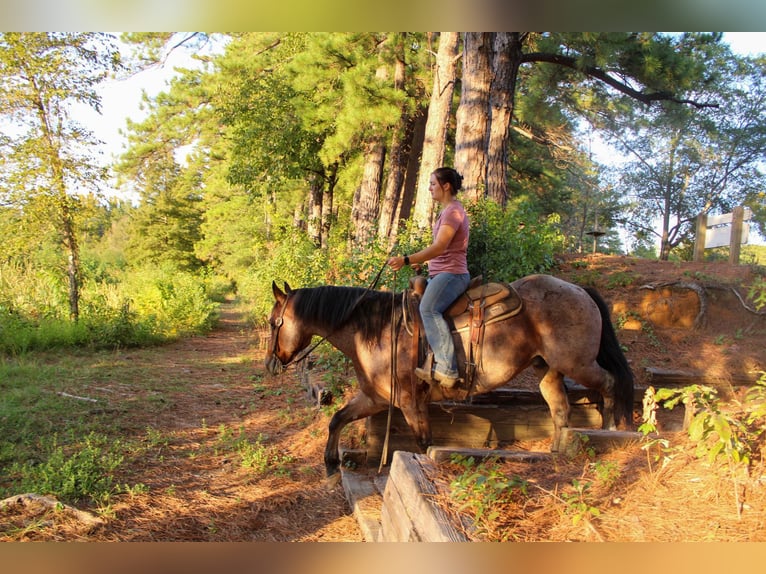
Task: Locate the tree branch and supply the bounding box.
[521,52,719,109]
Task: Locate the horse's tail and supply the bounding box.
[584,286,635,428]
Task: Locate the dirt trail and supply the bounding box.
[83,302,362,541]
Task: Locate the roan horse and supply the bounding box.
[266,274,634,480]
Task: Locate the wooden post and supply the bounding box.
[729,206,744,265]
[693,212,707,262]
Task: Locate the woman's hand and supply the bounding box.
[387,255,406,271]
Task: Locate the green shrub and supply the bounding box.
[466,198,565,282]
[6,432,124,505]
[0,260,219,353]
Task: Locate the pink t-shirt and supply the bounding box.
[429,201,469,276]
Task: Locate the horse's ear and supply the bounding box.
[272,280,286,302]
[284,281,292,294]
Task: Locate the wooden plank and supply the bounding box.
[366,398,604,464]
[340,468,383,542]
[380,466,418,541]
[427,446,551,464]
[560,427,643,457]
[645,367,759,387]
[382,451,469,542]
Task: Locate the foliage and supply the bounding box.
[0,33,123,320]
[0,260,219,353]
[639,377,766,516]
[448,455,529,539]
[652,383,766,468]
[4,432,124,505]
[466,198,566,281]
[748,275,766,311]
[215,426,294,477]
[589,41,766,260]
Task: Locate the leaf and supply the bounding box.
[688,412,709,441]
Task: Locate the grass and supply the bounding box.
[0,332,252,508]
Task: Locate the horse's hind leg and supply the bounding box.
[324,391,384,484]
[569,363,616,431]
[539,370,570,453]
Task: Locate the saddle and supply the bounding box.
[406,275,523,391]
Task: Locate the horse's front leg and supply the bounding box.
[398,390,432,453]
[324,391,384,485]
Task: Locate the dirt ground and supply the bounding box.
[2,254,765,541]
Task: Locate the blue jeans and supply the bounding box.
[420,272,470,378]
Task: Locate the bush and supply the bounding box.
[466,198,565,282]
[6,432,124,505]
[0,261,220,353]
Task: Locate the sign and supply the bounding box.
[703,207,752,249]
[704,223,750,248]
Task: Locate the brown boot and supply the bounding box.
[414,366,460,389]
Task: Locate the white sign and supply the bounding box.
[704,207,752,249]
[705,223,750,248]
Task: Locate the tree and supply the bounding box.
[594,47,766,259]
[0,33,121,320]
[454,32,492,202]
[451,32,720,212]
[412,32,460,228]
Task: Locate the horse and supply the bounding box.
[265,274,634,480]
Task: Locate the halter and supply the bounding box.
[267,291,292,373]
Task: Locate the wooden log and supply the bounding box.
[645,367,759,387]
[560,427,643,457]
[366,392,603,465]
[380,451,469,542]
[340,468,383,542]
[0,493,103,529]
[427,446,551,464]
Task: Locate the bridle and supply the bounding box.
[267,291,292,373]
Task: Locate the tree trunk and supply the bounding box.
[378,42,409,245]
[321,163,338,250]
[397,105,428,228]
[486,32,523,207]
[412,32,460,228]
[307,172,323,247]
[351,139,386,248]
[455,32,492,203]
[60,198,81,322]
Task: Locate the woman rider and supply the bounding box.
[387,167,470,388]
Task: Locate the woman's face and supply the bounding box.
[429,173,451,203]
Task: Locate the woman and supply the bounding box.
[387,167,470,388]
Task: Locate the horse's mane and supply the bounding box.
[291,285,402,343]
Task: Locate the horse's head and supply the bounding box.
[265,280,312,375]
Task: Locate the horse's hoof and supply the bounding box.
[323,472,342,490]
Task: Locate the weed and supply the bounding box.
[590,460,621,489]
[448,455,529,538]
[616,311,663,348]
[4,432,124,505]
[560,478,601,526]
[652,377,766,516]
[606,271,637,289]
